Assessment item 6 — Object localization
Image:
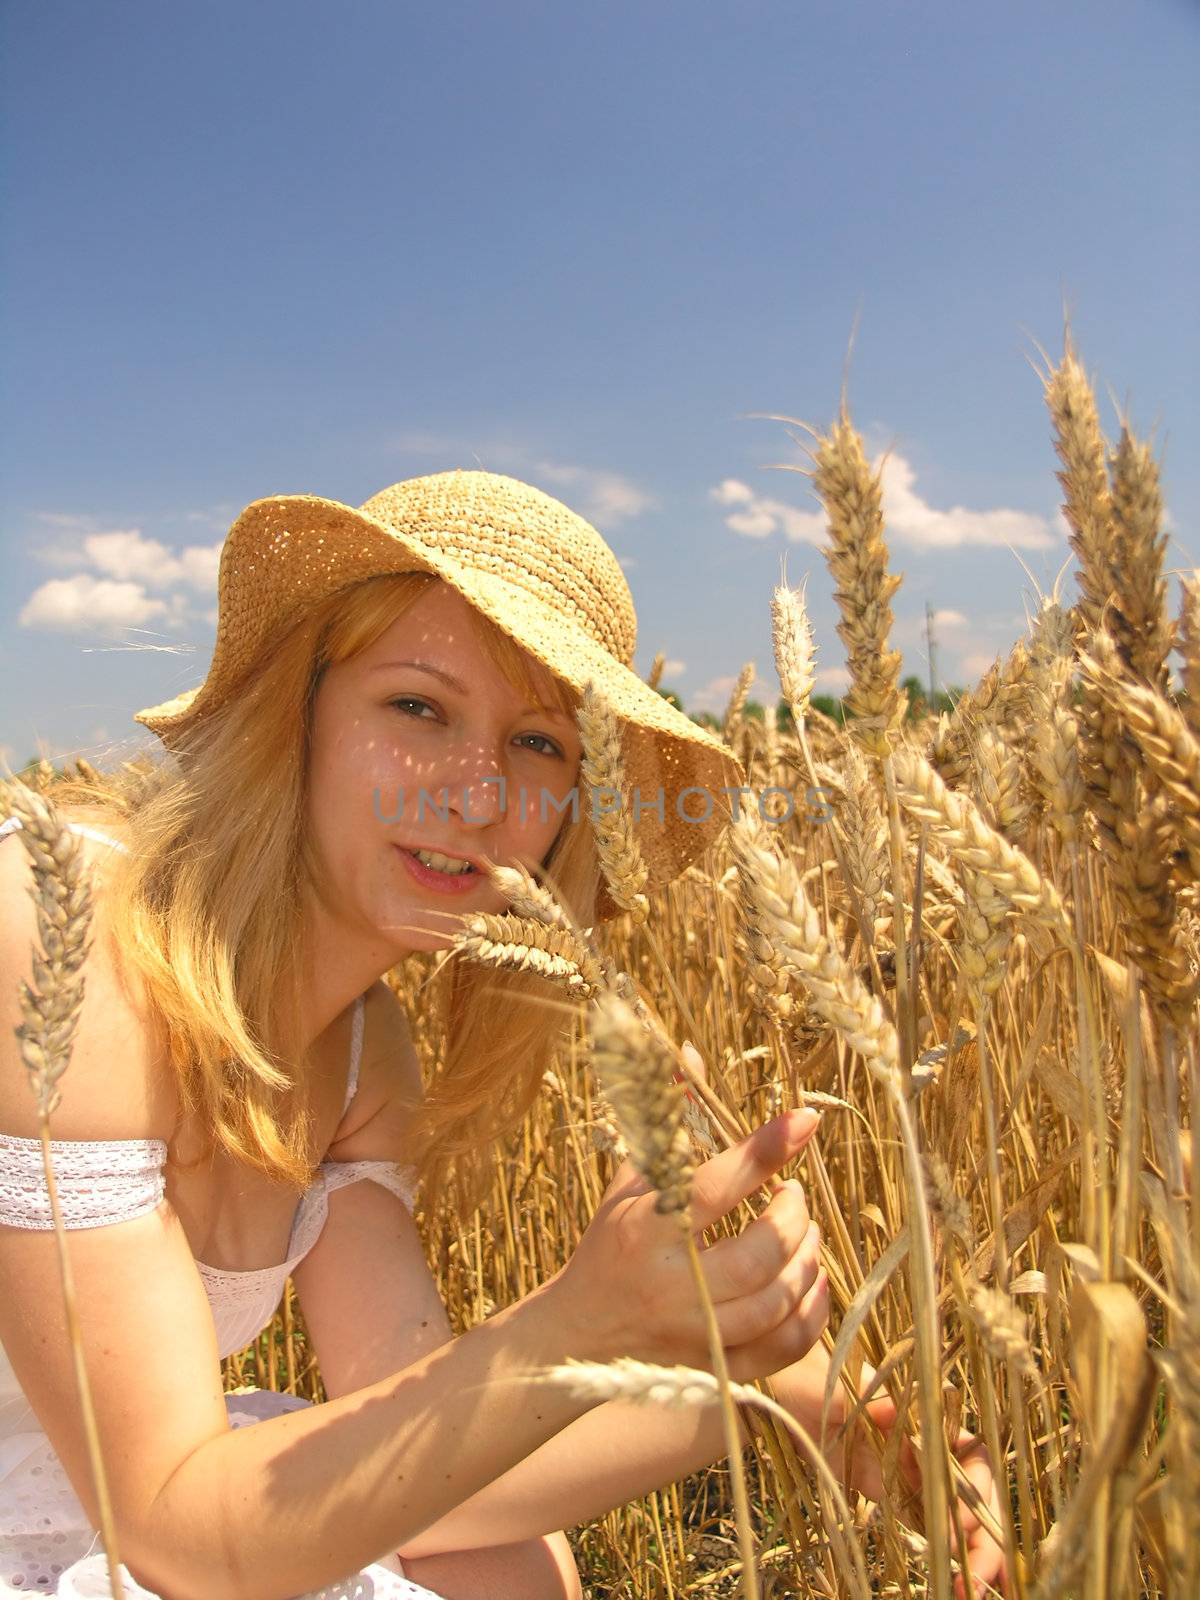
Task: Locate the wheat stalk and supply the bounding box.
[586,991,762,1599]
[532,1356,872,1597]
[728,809,960,1595]
[1029,696,1086,851]
[484,860,579,930]
[972,726,1030,842]
[1,779,127,1600]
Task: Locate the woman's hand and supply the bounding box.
[843,1386,1007,1599]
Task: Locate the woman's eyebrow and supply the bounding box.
[372,659,468,692]
[370,659,575,722]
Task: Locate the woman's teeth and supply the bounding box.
[412,848,475,875]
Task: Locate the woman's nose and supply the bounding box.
[419,731,513,825]
[447,768,508,826]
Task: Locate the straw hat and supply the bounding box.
[134,469,747,922]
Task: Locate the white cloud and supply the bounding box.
[713,450,1060,552]
[880,453,1058,551]
[18,576,190,634]
[711,479,754,506]
[78,529,221,590]
[663,658,686,677]
[20,512,223,638]
[933,608,968,627]
[814,665,850,692]
[710,479,825,544]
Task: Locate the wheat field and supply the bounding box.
[9,331,1197,1598]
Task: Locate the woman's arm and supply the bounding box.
[393,1344,841,1557]
[0,857,606,1600]
[296,1174,758,1557]
[147,1276,595,1599]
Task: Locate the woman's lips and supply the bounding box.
[394,844,482,895]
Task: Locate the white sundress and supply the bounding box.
[0,815,448,1598]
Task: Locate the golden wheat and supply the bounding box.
[577,680,651,923]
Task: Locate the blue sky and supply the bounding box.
[2,0,1196,771]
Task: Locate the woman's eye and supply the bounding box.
[389,698,561,758]
[518,733,564,758]
[389,696,438,720]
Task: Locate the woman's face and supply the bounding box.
[305,580,583,958]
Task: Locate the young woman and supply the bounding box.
[0,470,1002,1598]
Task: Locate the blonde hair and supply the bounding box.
[37,571,600,1219]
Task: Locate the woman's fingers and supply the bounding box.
[711,1217,824,1348]
[957,1523,1006,1599]
[687,1110,821,1235]
[952,1433,1006,1597]
[701,1180,810,1302]
[678,1040,708,1082]
[724,1267,830,1384]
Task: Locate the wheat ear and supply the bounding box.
[771,580,815,725]
[722,659,756,745]
[452,911,602,997]
[577,681,650,923]
[1042,334,1121,640]
[810,408,903,758]
[890,746,1071,940]
[1077,635,1200,888]
[1107,421,1173,693]
[1178,571,1200,742]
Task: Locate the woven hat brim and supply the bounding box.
[134,493,747,918]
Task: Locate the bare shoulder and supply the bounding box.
[325,978,424,1162]
[0,810,177,1142]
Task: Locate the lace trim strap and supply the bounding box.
[341,992,366,1116]
[321,1157,418,1213]
[0,1131,167,1230]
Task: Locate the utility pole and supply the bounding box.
[925,601,938,703]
